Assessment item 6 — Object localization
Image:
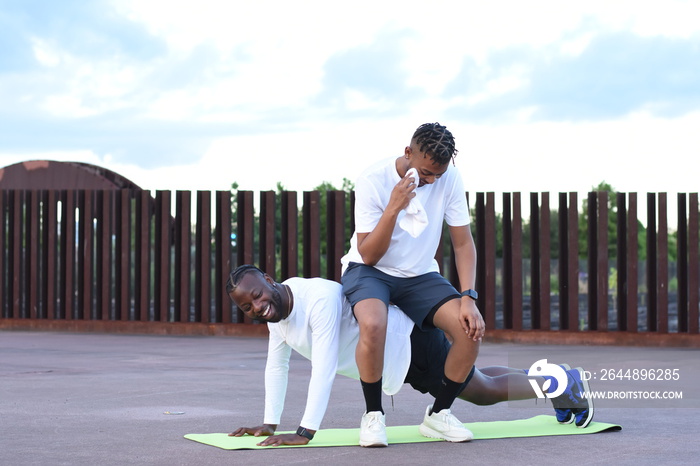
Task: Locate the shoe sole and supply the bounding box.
[558,411,575,424]
[359,432,388,448]
[359,433,388,447]
[359,441,388,448]
[574,366,594,428]
[419,424,473,442]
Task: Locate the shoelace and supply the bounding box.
[365,414,385,429]
[437,410,463,428]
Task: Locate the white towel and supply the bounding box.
[399,168,428,237]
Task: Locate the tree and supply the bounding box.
[578,181,618,259]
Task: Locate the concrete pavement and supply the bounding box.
[1,331,698,465]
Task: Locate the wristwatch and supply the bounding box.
[461,289,478,301]
[296,426,314,440]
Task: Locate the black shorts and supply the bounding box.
[341,262,460,330]
[404,326,475,397]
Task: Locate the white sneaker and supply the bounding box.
[359,411,388,447]
[419,405,473,442]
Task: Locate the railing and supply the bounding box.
[1,189,698,341]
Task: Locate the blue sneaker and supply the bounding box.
[570,367,594,428]
[551,364,574,424]
[552,366,594,428]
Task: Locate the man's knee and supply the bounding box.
[352,300,387,346]
[358,319,387,342]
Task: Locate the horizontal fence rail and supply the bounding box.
[1,189,698,338]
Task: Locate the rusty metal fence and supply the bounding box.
[1,189,698,339]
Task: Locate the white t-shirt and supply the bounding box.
[341,157,471,277]
[263,277,413,431]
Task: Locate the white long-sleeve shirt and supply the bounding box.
[263,277,413,431]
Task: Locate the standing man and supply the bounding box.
[341,122,483,446]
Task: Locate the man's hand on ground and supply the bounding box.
[229,424,275,437]
[254,433,311,446]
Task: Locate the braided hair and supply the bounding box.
[411,122,458,165]
[226,264,265,293]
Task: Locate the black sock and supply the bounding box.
[361,378,384,414]
[431,375,464,414]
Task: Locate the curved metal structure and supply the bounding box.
[0,160,144,190]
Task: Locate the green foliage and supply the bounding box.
[578,181,619,259]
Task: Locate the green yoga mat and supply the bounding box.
[185,415,621,450]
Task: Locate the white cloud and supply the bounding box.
[31,38,61,67]
[456,110,700,195]
[2,0,700,216]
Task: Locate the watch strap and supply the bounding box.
[296,426,314,440]
[461,289,478,300]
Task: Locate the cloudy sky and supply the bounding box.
[1,0,699,211]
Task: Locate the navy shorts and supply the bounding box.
[341,263,460,330]
[405,327,475,397]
